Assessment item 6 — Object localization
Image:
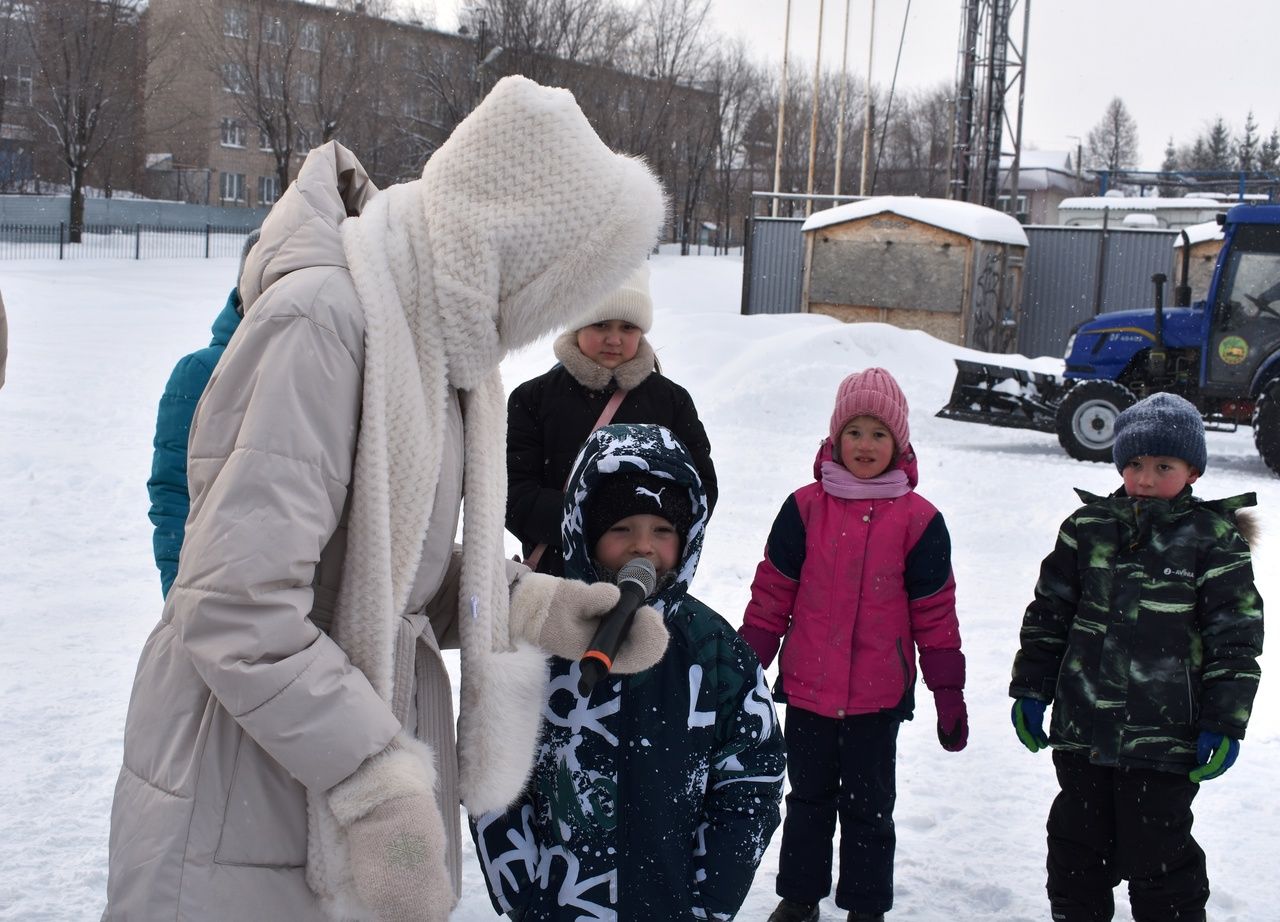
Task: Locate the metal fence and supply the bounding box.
[1017,226,1179,358]
[740,215,1190,359]
[0,223,255,260]
[740,216,807,315]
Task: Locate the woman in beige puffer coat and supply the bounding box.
[104,77,668,922]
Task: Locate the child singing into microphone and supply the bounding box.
[473,423,785,922]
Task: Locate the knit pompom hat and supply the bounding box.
[573,264,653,333]
[1112,392,1207,473]
[829,367,910,450]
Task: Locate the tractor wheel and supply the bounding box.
[1055,380,1137,463]
[1252,380,1280,475]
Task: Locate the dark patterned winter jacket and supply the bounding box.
[473,424,784,921]
[1010,486,1263,772]
[506,333,717,576]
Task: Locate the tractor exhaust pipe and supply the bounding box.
[1150,273,1168,380]
[1176,230,1193,306]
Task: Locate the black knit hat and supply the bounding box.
[584,471,694,552]
[1112,392,1207,474]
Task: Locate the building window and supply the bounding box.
[223,7,248,38]
[220,117,245,148]
[262,17,286,45]
[264,70,285,99]
[299,21,320,52]
[221,62,247,94]
[337,31,354,57]
[258,174,280,205]
[6,65,33,105]
[997,194,1029,219]
[295,128,312,156]
[372,36,388,63]
[220,171,246,203]
[297,73,316,105]
[259,127,274,151]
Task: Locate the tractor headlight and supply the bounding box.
[1063,333,1077,360]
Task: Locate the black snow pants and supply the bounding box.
[775,706,900,915]
[1046,750,1208,922]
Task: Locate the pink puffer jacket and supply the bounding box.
[740,441,961,719]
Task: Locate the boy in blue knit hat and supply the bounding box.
[1009,392,1263,922]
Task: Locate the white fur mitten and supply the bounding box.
[510,572,668,672]
[328,741,451,922]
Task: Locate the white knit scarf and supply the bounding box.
[305,179,547,917]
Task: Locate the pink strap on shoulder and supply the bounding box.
[523,388,630,572]
[593,387,628,431]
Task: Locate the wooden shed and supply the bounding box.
[801,196,1029,351]
[1172,219,1224,304]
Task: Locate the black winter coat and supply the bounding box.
[506,336,717,575]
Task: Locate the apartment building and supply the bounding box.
[142,0,475,207]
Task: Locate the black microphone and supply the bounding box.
[577,558,658,697]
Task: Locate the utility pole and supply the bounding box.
[804,0,826,217]
[832,0,853,196]
[771,0,793,217]
[859,0,876,195]
[1005,0,1031,220]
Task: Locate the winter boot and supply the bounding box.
[767,898,820,922]
[847,913,885,922]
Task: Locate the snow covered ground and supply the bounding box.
[1,253,1275,921]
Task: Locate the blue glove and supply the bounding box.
[1011,698,1049,753]
[1189,731,1239,783]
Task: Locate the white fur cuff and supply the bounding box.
[328,738,437,827]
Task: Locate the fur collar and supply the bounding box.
[553,329,655,391]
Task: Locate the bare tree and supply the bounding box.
[1086,96,1139,173]
[200,1,372,198]
[20,0,172,240]
[874,83,951,196]
[707,40,764,251]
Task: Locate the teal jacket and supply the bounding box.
[473,424,785,921]
[1011,486,1263,772]
[147,290,242,597]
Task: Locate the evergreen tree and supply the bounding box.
[1159,136,1179,195]
[1260,128,1280,172]
[1206,117,1234,170]
[1238,111,1258,171]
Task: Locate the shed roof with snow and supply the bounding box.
[802,195,1029,247]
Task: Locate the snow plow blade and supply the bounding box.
[935,359,1067,433]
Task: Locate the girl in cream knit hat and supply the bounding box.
[506,262,718,575]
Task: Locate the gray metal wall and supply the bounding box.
[1017,226,1178,358]
[0,194,268,229]
[741,216,806,315]
[740,216,1186,359]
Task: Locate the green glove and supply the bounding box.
[1011,698,1049,753]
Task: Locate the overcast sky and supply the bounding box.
[433,1,1280,172]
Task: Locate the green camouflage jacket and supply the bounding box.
[1010,486,1263,772]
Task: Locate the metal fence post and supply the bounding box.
[59,222,65,260]
[135,224,142,259]
[205,224,211,259]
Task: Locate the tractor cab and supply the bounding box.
[1202,215,1280,400]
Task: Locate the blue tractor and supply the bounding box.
[938,202,1280,472]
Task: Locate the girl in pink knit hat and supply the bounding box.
[740,366,967,922]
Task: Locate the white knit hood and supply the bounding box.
[307,76,664,918]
